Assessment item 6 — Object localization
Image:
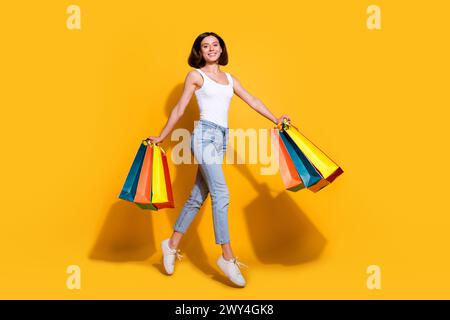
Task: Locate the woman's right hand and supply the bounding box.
[146,135,163,144]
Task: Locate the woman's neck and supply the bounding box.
[201,63,220,74]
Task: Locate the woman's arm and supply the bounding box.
[147,71,200,144]
[231,74,290,125]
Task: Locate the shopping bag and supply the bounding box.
[279,129,322,188]
[118,142,147,202]
[119,140,175,210]
[151,144,169,205]
[281,120,343,192]
[270,128,304,191]
[134,142,158,211]
[154,146,175,209]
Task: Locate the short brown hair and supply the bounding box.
[188,32,229,68]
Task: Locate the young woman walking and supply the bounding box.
[146,32,290,287]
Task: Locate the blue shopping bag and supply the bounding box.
[279,130,322,188]
[118,142,147,202]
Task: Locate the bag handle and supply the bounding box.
[275,118,292,131]
[142,139,165,154]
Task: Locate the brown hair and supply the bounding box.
[188,32,229,68]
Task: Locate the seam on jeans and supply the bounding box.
[199,162,223,243]
[200,162,230,244]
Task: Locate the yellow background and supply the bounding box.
[1,0,449,299]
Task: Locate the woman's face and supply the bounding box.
[200,36,222,63]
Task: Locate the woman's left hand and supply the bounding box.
[275,114,291,125]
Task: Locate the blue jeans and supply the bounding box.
[173,119,230,244]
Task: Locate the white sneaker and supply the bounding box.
[161,238,183,275]
[217,255,248,287]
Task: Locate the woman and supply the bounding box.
[146,32,290,287]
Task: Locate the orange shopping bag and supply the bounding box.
[270,128,304,191]
[134,141,158,210]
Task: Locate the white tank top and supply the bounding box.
[194,68,234,128]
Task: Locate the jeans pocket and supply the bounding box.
[200,127,216,144]
[213,133,228,157]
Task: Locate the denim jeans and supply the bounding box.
[173,119,230,244]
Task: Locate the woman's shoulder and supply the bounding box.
[188,68,200,74]
[186,69,204,88]
[187,69,203,79]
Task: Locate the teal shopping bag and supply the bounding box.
[118,142,147,202]
[279,129,322,188]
